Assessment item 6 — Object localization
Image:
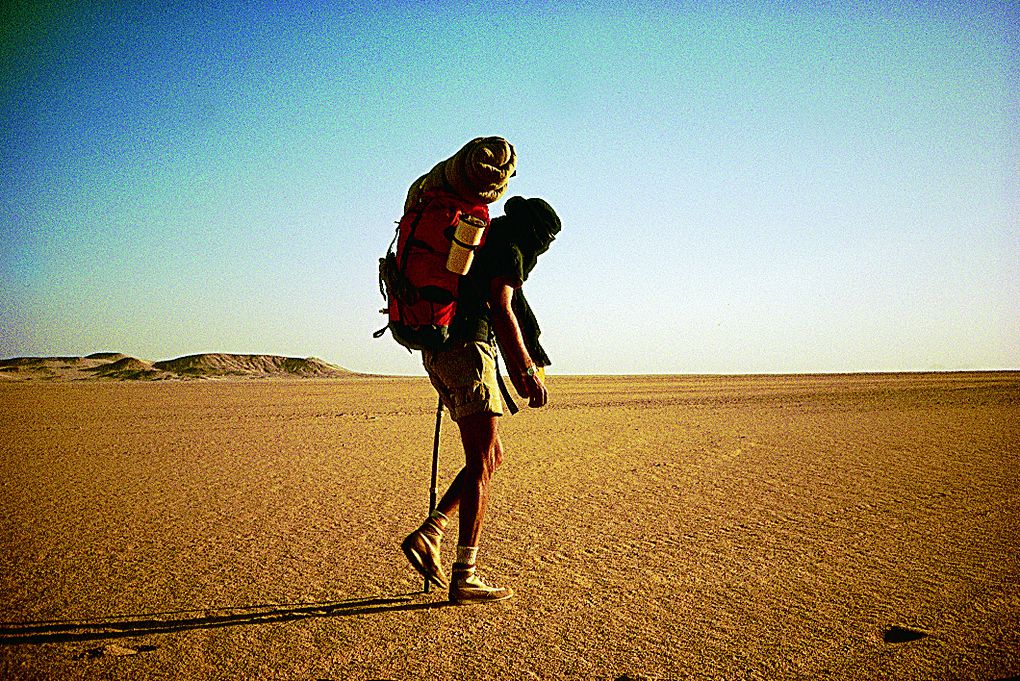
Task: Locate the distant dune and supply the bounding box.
[152,353,350,378]
[0,353,353,381]
[84,352,130,361]
[84,356,165,380]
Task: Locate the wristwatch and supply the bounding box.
[522,364,537,378]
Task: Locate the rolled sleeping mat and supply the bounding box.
[405,136,516,211]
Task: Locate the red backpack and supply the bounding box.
[376,189,490,351]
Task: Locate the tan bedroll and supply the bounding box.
[405,136,516,211]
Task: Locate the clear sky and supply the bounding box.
[2,1,1017,375]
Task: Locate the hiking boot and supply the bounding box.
[401,526,447,589]
[449,564,513,605]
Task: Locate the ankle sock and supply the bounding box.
[455,545,478,567]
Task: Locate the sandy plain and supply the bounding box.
[0,372,1017,680]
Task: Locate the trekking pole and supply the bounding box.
[425,394,443,594]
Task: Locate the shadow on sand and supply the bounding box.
[0,593,446,646]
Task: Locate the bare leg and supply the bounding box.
[434,468,467,524]
[433,413,503,544]
[434,412,514,603]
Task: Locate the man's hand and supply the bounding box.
[510,367,548,408]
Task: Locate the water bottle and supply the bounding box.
[446,214,487,275]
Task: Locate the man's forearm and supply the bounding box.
[491,304,533,376]
[489,280,549,408]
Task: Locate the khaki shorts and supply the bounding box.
[422,340,504,422]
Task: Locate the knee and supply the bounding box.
[467,447,499,481]
[492,441,503,470]
[458,414,501,480]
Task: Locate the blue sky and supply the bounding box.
[2,1,1017,374]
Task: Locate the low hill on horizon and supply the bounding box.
[152,353,351,378]
[0,353,355,382]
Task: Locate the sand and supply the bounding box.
[1,373,1017,679]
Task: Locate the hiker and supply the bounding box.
[401,196,561,604]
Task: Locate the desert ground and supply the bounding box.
[1,372,1017,680]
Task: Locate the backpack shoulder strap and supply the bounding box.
[492,343,519,415]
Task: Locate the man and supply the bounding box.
[402,196,561,604]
